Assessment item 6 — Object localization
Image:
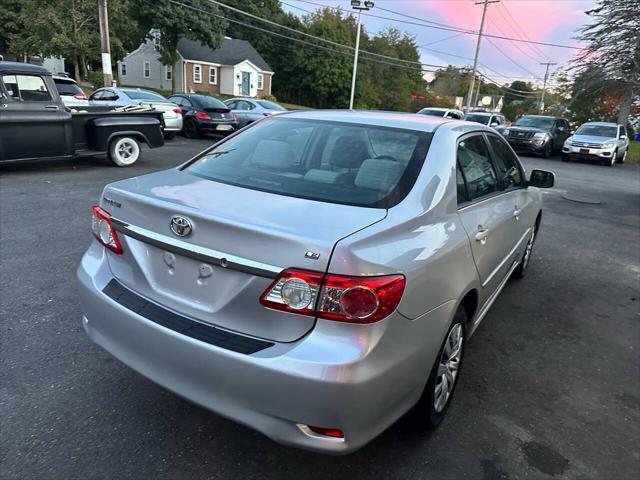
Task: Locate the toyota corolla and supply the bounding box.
[77,110,554,454]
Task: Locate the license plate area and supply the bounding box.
[217,124,234,131]
[580,148,590,154]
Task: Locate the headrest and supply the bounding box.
[354,159,405,193]
[331,136,371,169]
[251,140,295,169]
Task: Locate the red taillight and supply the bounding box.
[91,205,122,254]
[260,269,405,323]
[195,111,210,120]
[173,107,182,114]
[73,93,87,100]
[308,426,344,438]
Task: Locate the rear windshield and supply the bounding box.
[256,100,285,111]
[54,79,83,95]
[575,125,617,138]
[195,96,227,109]
[418,109,445,117]
[464,114,490,125]
[185,117,431,208]
[123,89,165,101]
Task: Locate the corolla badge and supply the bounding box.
[170,215,192,237]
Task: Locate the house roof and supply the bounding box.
[177,38,272,72]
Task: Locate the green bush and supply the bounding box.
[87,70,104,89]
[263,93,277,102]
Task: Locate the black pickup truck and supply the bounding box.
[0,62,164,166]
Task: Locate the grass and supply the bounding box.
[628,141,640,165]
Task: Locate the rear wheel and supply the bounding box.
[108,136,140,167]
[411,307,466,429]
[183,119,200,139]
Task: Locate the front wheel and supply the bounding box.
[410,307,466,429]
[513,222,537,279]
[617,148,627,164]
[541,142,552,158]
[108,136,140,167]
[605,150,616,167]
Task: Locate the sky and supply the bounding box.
[282,0,598,87]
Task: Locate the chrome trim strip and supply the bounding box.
[474,258,521,327]
[110,217,282,279]
[481,227,531,288]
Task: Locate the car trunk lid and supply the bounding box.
[203,107,233,120]
[100,169,386,342]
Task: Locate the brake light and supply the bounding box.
[91,205,122,254]
[73,93,87,100]
[260,269,405,323]
[173,107,182,114]
[308,426,344,438]
[195,111,210,120]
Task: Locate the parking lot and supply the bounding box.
[1,137,639,479]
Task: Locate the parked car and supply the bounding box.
[78,110,554,454]
[223,97,287,128]
[502,115,571,158]
[0,62,164,165]
[464,111,506,129]
[562,122,629,166]
[52,75,89,108]
[168,94,238,138]
[416,107,464,120]
[89,87,183,139]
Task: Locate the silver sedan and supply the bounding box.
[77,110,554,454]
[223,97,286,127]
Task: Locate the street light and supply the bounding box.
[349,1,374,109]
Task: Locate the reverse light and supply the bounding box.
[260,269,405,323]
[195,111,210,120]
[91,205,122,254]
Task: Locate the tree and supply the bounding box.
[573,0,640,124]
[134,0,227,92]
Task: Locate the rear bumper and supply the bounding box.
[77,243,455,454]
[162,115,183,132]
[197,120,238,133]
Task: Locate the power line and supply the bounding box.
[303,0,585,50]
[489,9,547,64]
[485,36,542,80]
[498,2,550,61]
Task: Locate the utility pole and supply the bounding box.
[465,0,499,112]
[539,62,557,113]
[349,1,374,110]
[98,0,113,87]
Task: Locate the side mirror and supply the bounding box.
[490,122,499,127]
[557,126,565,132]
[620,134,628,140]
[529,169,555,189]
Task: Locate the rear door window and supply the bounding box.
[54,79,83,96]
[486,134,525,190]
[184,117,431,208]
[457,135,497,200]
[2,74,52,101]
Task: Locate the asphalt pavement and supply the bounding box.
[1,136,639,480]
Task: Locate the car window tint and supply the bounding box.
[225,101,236,109]
[487,135,524,190]
[185,117,431,208]
[2,74,52,101]
[457,135,497,200]
[456,161,469,204]
[54,79,83,95]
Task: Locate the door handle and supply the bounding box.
[475,228,489,243]
[44,105,59,110]
[513,208,521,219]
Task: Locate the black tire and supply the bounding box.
[541,142,552,158]
[605,150,616,167]
[164,132,176,140]
[108,136,140,167]
[617,148,627,164]
[561,154,570,162]
[513,221,537,279]
[410,307,466,429]
[183,119,200,139]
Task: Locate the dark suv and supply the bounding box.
[504,115,571,157]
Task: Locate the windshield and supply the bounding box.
[123,89,166,101]
[418,109,445,117]
[256,100,285,111]
[196,96,227,109]
[54,79,83,95]
[575,125,617,138]
[464,114,490,125]
[514,117,554,129]
[185,117,431,208]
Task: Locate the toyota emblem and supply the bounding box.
[170,215,192,237]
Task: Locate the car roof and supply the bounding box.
[521,115,559,119]
[52,76,77,83]
[275,109,453,133]
[0,61,50,75]
[582,121,619,127]
[466,111,494,116]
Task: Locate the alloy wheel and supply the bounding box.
[434,323,464,413]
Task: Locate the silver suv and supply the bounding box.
[562,121,630,166]
[77,111,554,454]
